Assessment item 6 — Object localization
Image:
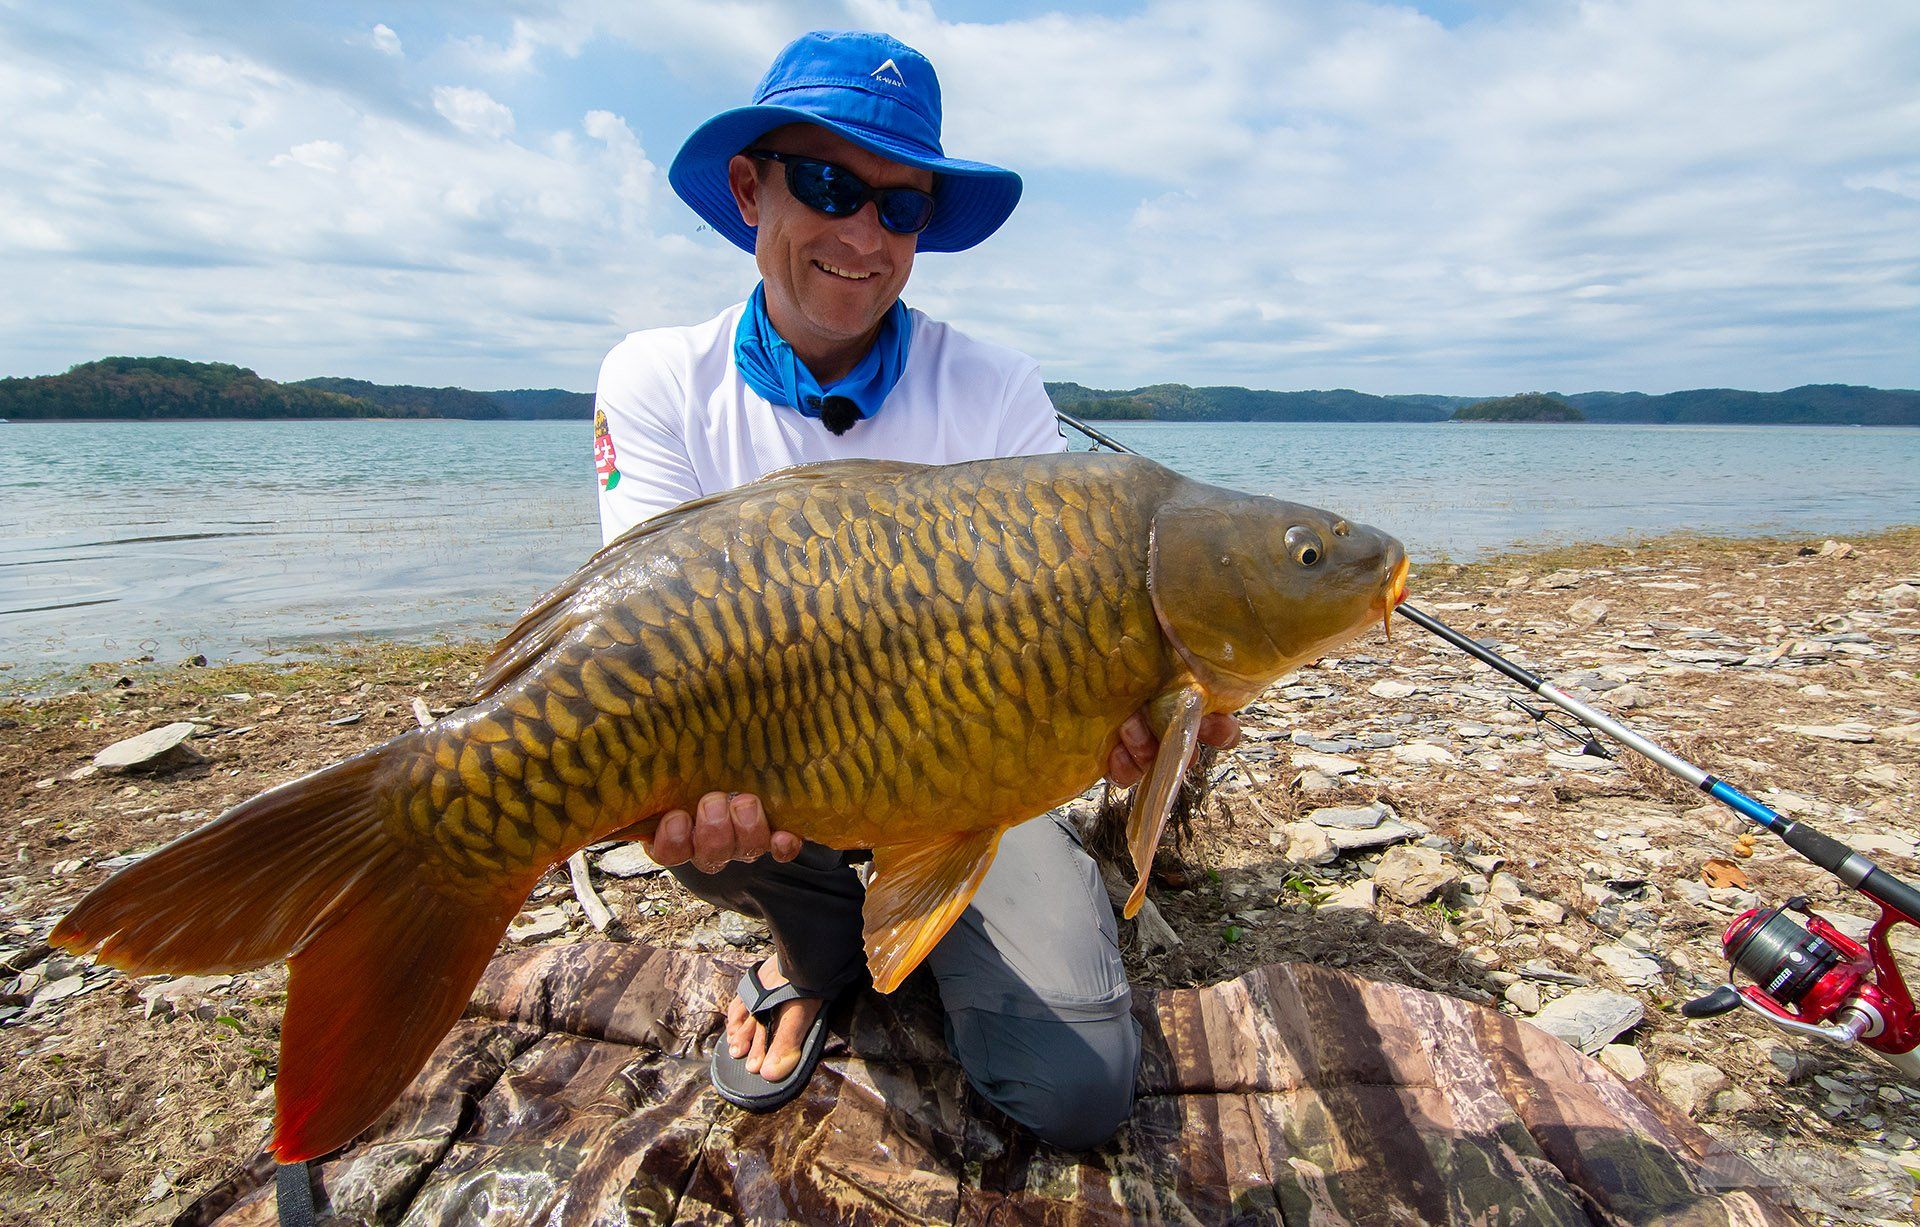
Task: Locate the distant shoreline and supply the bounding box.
[4,358,1918,426]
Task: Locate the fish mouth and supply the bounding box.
[1381,555,1410,640]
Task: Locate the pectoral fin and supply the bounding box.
[1124,684,1207,920]
[864,827,1003,993]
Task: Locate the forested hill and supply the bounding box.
[0,357,593,422]
[2,357,1914,425]
[1050,381,1920,425]
[1047,382,1468,423]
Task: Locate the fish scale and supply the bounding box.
[52,451,1407,1163]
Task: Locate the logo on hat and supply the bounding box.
[870,57,905,86]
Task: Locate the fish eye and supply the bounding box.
[1285,526,1324,567]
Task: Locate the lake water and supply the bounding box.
[3,418,1917,669]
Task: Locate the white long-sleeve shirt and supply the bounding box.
[594,300,1067,544]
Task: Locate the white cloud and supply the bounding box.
[371,23,403,58]
[1,1,1915,394]
[432,84,515,138]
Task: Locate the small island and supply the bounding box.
[1450,392,1585,422]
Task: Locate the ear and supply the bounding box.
[727,154,761,228]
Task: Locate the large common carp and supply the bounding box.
[53,452,1408,1162]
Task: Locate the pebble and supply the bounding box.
[1655,1060,1730,1116]
[1372,846,1456,904]
[1280,824,1337,866]
[1502,981,1541,1013]
[1567,598,1610,625]
[1320,880,1375,911]
[508,906,571,943]
[1390,742,1455,767]
[1598,1043,1646,1081]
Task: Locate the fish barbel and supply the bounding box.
[52,452,1408,1161]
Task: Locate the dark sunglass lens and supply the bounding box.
[791,160,865,215]
[877,190,935,234]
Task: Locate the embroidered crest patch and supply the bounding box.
[593,408,621,491]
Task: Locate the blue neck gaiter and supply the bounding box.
[733,283,911,435]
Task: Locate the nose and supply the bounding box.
[837,201,887,256]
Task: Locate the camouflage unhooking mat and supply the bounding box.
[180,941,1800,1226]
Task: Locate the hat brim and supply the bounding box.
[668,105,1022,255]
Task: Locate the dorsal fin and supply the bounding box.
[472,458,927,700]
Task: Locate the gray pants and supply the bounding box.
[670,812,1141,1150]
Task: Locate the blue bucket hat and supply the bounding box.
[668,30,1022,255]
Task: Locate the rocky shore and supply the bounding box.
[3,527,1918,1224]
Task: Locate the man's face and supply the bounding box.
[728,124,933,359]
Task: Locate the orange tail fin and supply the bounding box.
[50,737,533,1162]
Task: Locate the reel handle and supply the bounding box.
[1682,985,1742,1019]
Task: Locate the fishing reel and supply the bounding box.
[1683,895,1920,1079]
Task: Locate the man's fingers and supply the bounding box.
[647,810,694,867]
[690,791,735,873]
[1105,743,1146,788]
[1118,713,1158,763]
[728,792,771,861]
[1198,712,1242,750]
[769,830,804,862]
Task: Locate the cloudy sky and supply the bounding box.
[4,0,1916,396]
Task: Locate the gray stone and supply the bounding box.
[33,973,87,1005]
[1391,742,1455,767]
[94,722,204,771]
[1487,872,1524,905]
[1656,1060,1730,1116]
[1294,750,1362,775]
[1292,768,1340,794]
[1372,846,1457,905]
[1775,722,1876,743]
[1307,802,1391,830]
[1326,820,1420,853]
[1530,987,1643,1053]
[139,973,233,1018]
[1606,683,1651,709]
[687,911,767,950]
[1592,944,1663,987]
[598,843,666,878]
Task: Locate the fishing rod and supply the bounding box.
[1057,409,1920,1077]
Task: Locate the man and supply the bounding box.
[594,30,1233,1150]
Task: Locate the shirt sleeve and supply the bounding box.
[994,362,1070,458]
[594,338,706,545]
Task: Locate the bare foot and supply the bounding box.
[725,954,825,1082]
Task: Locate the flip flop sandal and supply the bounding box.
[710,961,832,1111]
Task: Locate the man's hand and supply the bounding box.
[1106,710,1240,788]
[645,791,803,874]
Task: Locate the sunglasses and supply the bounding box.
[746,150,937,236]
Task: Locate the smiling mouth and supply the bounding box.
[813,260,877,281]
